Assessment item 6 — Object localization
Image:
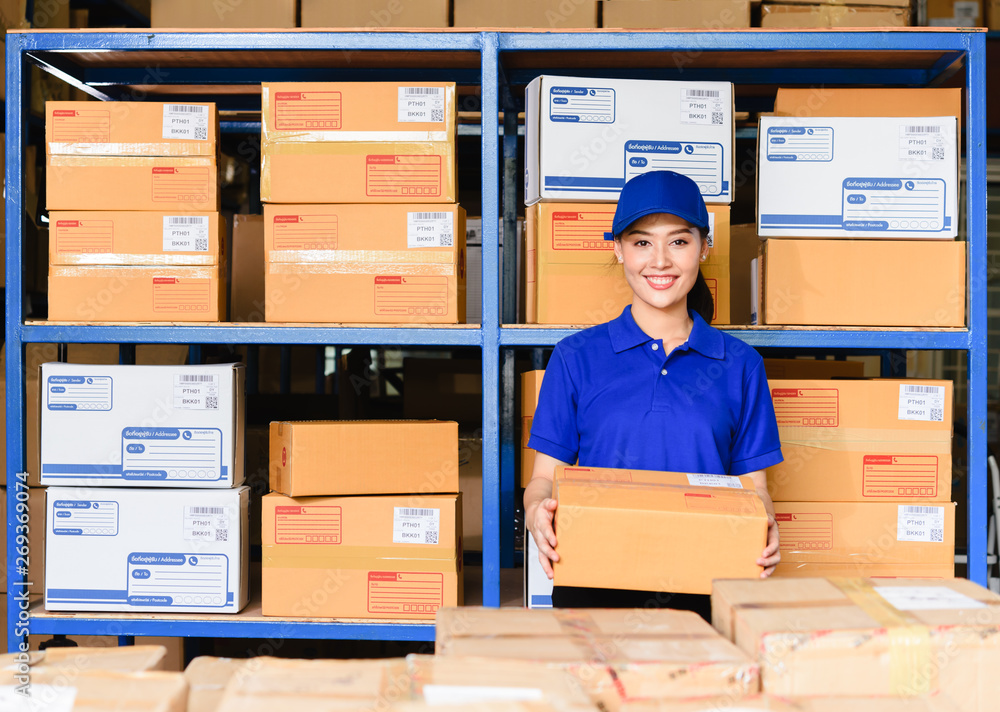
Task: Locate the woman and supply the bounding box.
[524,170,783,617]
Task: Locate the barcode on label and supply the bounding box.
[932,147,944,160]
[190,507,226,515]
[901,506,943,515]
[167,217,208,225]
[712,112,724,125]
[404,87,443,95]
[905,125,940,133]
[206,396,218,409]
[167,105,208,114]
[178,375,216,383]
[399,508,436,516]
[904,385,943,395]
[412,213,450,220]
[195,238,208,251]
[685,89,720,98]
[426,530,438,544]
[216,530,228,542]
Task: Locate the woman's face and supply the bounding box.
[613,212,709,314]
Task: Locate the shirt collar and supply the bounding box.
[608,306,726,360]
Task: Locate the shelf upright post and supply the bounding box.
[5,31,28,653]
[480,31,502,606]
[965,30,988,587]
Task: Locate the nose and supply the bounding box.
[650,242,673,268]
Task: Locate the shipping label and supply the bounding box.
[683,492,756,514]
[274,505,342,544]
[162,104,209,141]
[897,505,945,543]
[173,373,220,410]
[51,499,119,536]
[367,571,444,615]
[680,87,725,126]
[874,585,985,611]
[366,155,442,198]
[121,427,224,482]
[407,212,454,248]
[765,126,834,162]
[50,108,111,143]
[863,455,939,498]
[624,140,725,198]
[163,216,210,252]
[152,277,212,314]
[272,214,338,250]
[398,87,445,123]
[548,86,615,124]
[392,507,441,544]
[898,384,946,422]
[841,178,947,233]
[55,218,114,255]
[373,276,448,317]
[898,124,947,162]
[183,504,231,543]
[46,375,113,411]
[771,387,839,427]
[151,167,210,204]
[686,474,744,489]
[775,512,833,551]
[274,91,342,130]
[127,552,230,607]
[551,211,615,251]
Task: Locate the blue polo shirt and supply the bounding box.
[528,306,783,475]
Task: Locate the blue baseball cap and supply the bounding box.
[611,170,710,237]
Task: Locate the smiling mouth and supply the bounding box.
[644,275,677,290]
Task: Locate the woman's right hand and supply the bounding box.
[528,497,559,579]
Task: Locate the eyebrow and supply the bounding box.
[624,227,694,238]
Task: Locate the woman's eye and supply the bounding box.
[634,240,650,247]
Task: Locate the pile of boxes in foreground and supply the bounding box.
[12,575,1000,711]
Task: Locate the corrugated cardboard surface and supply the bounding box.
[620,696,964,711]
[435,607,759,708]
[261,493,462,619]
[767,378,953,502]
[151,0,296,27]
[269,420,458,496]
[185,657,247,712]
[926,0,983,26]
[601,0,751,28]
[760,0,910,5]
[761,4,911,27]
[300,0,450,27]
[760,240,965,326]
[711,577,1000,706]
[774,561,955,579]
[553,469,767,594]
[762,358,865,380]
[48,264,224,321]
[521,370,544,487]
[453,0,599,27]
[0,646,168,678]
[773,87,962,132]
[25,669,187,712]
[230,214,265,322]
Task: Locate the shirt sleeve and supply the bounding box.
[526,345,579,465]
[729,361,784,475]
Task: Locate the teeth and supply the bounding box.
[646,276,676,286]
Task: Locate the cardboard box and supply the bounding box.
[767,378,953,502]
[45,486,249,613]
[453,0,599,27]
[260,82,456,204]
[46,155,220,211]
[772,87,962,132]
[49,211,223,266]
[729,223,758,326]
[458,435,483,551]
[269,420,458,496]
[18,669,188,711]
[990,0,1000,28]
[0,646,169,676]
[926,0,983,26]
[525,203,731,325]
[758,115,956,238]
[186,657,247,712]
[553,467,767,594]
[773,501,955,568]
[261,493,462,619]
[711,577,1000,706]
[760,4,912,26]
[521,370,544,488]
[151,0,296,27]
[758,240,966,327]
[774,561,954,579]
[435,607,759,707]
[762,358,865,380]
[403,358,482,424]
[300,0,450,28]
[601,0,751,28]
[620,697,964,712]
[46,101,218,158]
[0,487,45,595]
[49,264,226,322]
[230,214,265,322]
[40,362,245,488]
[760,0,910,6]
[526,75,734,205]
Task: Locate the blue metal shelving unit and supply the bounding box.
[4,28,989,651]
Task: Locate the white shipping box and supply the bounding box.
[757,115,958,239]
[524,530,554,608]
[45,486,249,613]
[40,363,245,488]
[525,75,734,205]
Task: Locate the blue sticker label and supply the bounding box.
[548,86,615,124]
[624,140,726,197]
[766,126,834,162]
[121,427,224,482]
[52,499,119,536]
[126,552,230,608]
[46,375,113,411]
[841,177,947,232]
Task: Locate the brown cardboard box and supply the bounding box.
[760,5,911,27]
[711,577,1000,706]
[774,561,954,579]
[300,0,450,28]
[32,0,69,27]
[453,0,599,27]
[260,82,457,204]
[15,669,187,712]
[151,0,296,28]
[767,378,953,502]
[773,87,962,131]
[48,264,224,321]
[458,436,484,552]
[521,370,544,487]
[0,645,170,677]
[185,657,247,712]
[601,0,751,28]
[553,467,767,594]
[46,101,218,158]
[759,240,965,327]
[261,493,462,619]
[403,358,481,423]
[990,0,1000,28]
[269,420,459,496]
[763,358,865,380]
[230,214,264,322]
[435,607,759,707]
[49,211,223,266]
[759,0,910,6]
[729,223,759,326]
[0,0,28,30]
[46,155,220,211]
[773,500,955,568]
[0,487,45,594]
[926,0,983,26]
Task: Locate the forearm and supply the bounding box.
[748,469,775,519]
[524,476,554,520]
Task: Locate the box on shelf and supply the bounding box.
[458,435,483,551]
[269,420,458,496]
[774,561,954,579]
[403,358,482,424]
[261,493,462,619]
[260,82,457,204]
[553,467,767,594]
[757,239,966,327]
[772,87,962,130]
[526,75,734,205]
[767,378,953,502]
[760,4,911,26]
[773,500,955,568]
[757,116,957,239]
[48,263,226,321]
[151,0,296,28]
[453,0,599,27]
[39,362,245,488]
[300,0,450,28]
[262,203,466,323]
[521,370,544,488]
[435,607,759,708]
[711,577,1000,707]
[601,0,751,28]
[2,668,189,712]
[230,214,265,322]
[45,486,249,613]
[0,646,170,677]
[49,211,223,266]
[925,0,982,26]
[45,101,218,158]
[762,358,865,380]
[0,487,45,595]
[185,656,248,712]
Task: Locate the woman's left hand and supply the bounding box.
[757,515,780,577]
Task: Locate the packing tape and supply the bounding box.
[48,154,215,168]
[48,141,215,157]
[262,130,453,143]
[50,264,219,280]
[779,426,951,450]
[267,250,457,265]
[262,555,459,574]
[260,139,454,156]
[268,261,456,277]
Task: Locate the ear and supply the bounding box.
[700,234,711,260]
[613,239,624,263]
